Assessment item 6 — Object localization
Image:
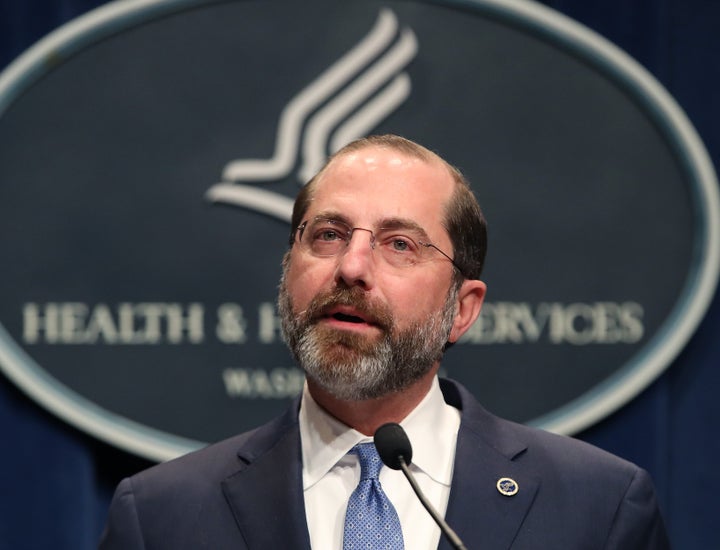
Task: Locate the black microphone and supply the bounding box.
[374,423,468,550]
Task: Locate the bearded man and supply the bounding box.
[100,135,669,549]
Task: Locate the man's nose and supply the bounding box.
[334,228,376,290]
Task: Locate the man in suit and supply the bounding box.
[100,134,669,549]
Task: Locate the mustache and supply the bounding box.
[301,286,393,330]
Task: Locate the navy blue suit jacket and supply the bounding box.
[99,379,669,549]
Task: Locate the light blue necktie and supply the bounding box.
[343,443,405,549]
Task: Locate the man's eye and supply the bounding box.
[388,238,416,253]
[316,230,341,241]
[393,239,409,251]
[313,228,344,242]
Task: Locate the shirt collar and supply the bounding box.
[299,377,460,490]
[401,377,460,486]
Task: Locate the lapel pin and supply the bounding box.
[496,477,519,496]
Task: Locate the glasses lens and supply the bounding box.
[374,229,424,267]
[303,218,350,256]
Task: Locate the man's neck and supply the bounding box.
[306,368,439,435]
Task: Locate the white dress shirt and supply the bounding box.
[300,377,461,549]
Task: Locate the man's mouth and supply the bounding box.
[303,288,392,333]
[318,305,381,331]
[331,312,367,324]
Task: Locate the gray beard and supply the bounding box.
[278,277,458,401]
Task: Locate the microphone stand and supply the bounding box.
[397,456,468,550]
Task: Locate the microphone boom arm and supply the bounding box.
[397,456,468,550]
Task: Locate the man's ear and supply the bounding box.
[448,279,486,343]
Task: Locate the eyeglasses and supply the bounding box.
[291,216,465,276]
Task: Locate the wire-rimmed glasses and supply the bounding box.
[291,216,464,276]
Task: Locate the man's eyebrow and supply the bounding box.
[312,211,353,227]
[311,212,431,239]
[378,218,430,239]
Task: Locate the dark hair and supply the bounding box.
[289,135,487,280]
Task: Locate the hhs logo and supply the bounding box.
[205,9,418,221]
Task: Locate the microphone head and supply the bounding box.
[374,422,413,470]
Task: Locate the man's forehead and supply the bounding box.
[328,145,430,171]
[314,145,451,191]
[303,147,454,243]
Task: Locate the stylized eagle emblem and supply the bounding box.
[205,9,418,221]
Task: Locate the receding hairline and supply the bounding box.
[311,137,461,196]
[291,135,472,237]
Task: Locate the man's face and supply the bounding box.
[279,146,461,400]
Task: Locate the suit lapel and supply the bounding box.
[218,380,539,549]
[438,380,539,550]
[221,405,312,550]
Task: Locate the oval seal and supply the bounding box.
[0,0,717,461]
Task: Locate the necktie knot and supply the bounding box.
[353,443,383,480]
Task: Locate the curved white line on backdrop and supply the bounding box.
[298,30,418,182]
[204,184,294,221]
[0,0,181,116]
[487,0,720,436]
[0,0,219,464]
[330,74,412,155]
[221,8,399,182]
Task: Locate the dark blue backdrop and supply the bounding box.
[1,1,718,548]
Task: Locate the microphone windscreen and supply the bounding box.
[374,422,413,470]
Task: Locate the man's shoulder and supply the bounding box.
[440,379,669,548]
[443,377,641,478]
[127,399,301,495]
[498,414,639,477]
